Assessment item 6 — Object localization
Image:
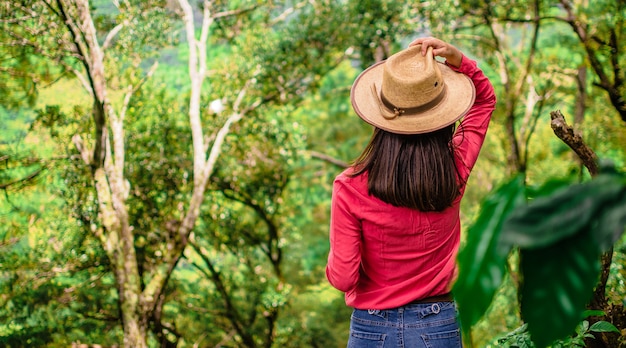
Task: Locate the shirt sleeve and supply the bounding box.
[448,55,497,184]
[325,178,362,293]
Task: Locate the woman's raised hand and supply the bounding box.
[409,37,463,68]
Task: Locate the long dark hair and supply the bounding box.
[350,125,461,212]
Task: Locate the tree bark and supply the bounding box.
[549,110,598,176]
[58,0,149,345]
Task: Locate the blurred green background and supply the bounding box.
[1,0,625,347]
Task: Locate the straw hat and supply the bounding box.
[350,45,476,134]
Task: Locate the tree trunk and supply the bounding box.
[93,166,149,347]
[62,1,153,345]
[119,280,149,348]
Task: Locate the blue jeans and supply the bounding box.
[347,302,462,348]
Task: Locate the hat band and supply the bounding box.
[377,85,447,120]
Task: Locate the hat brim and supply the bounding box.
[350,60,476,134]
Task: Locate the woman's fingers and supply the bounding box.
[410,37,446,56]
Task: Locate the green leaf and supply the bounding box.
[519,227,601,348]
[453,175,525,334]
[589,321,620,333]
[591,189,626,251]
[524,178,573,200]
[500,174,626,250]
[501,168,626,347]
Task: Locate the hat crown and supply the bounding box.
[349,44,475,134]
[381,46,444,109]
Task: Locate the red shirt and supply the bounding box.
[326,55,496,310]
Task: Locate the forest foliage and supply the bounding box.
[1,0,625,347]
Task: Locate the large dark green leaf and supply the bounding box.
[505,168,626,347]
[453,175,525,334]
[519,228,601,348]
[500,174,626,250]
[591,190,626,251]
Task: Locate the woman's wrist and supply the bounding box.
[445,50,463,69]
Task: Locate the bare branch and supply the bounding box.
[65,64,93,95]
[178,0,207,177]
[233,74,256,112]
[53,0,92,72]
[178,0,198,77]
[72,134,92,165]
[120,60,159,121]
[213,4,261,20]
[199,0,212,53]
[0,166,46,190]
[0,13,39,23]
[41,0,62,19]
[102,23,124,51]
[308,150,349,169]
[549,110,598,175]
[186,242,251,345]
[269,1,307,24]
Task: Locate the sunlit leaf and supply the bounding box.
[589,320,620,333]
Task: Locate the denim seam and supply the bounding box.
[405,316,457,329]
[351,317,398,328]
[398,307,404,348]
